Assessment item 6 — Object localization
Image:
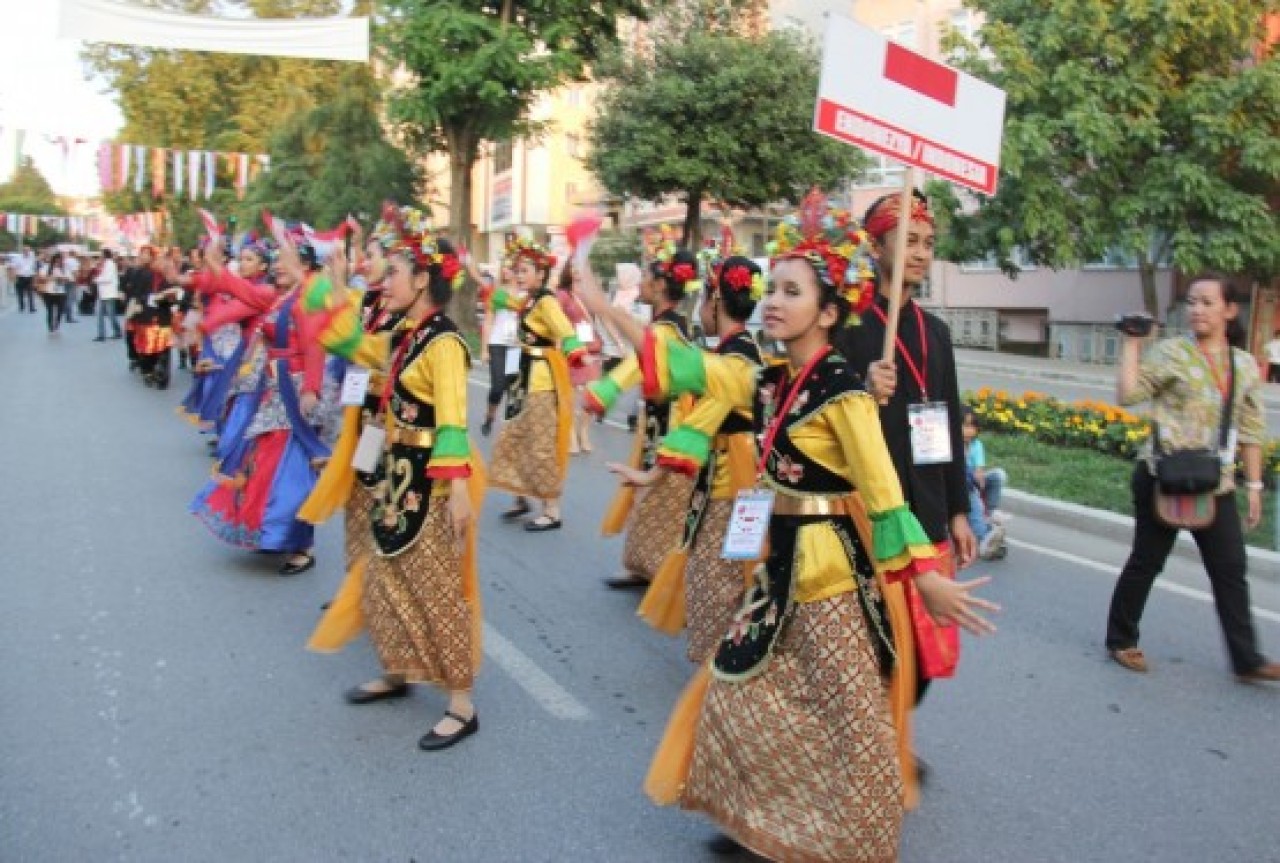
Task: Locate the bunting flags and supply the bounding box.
[173,149,184,198]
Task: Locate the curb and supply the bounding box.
[1002,487,1280,583]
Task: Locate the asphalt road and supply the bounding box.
[3,309,1279,863]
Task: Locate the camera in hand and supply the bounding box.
[1114,313,1155,338]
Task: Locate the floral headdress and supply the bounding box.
[645,225,700,294]
[701,227,764,302]
[863,190,934,242]
[373,205,463,287]
[768,188,878,321]
[504,235,557,272]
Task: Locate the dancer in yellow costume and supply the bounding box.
[302,208,486,752]
[489,237,587,532]
[576,196,998,862]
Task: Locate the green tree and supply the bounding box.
[0,158,69,250]
[378,0,651,333]
[934,0,1280,315]
[243,67,421,228]
[587,30,865,247]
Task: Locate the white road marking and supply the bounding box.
[483,623,593,721]
[1006,538,1280,625]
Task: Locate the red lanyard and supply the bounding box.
[756,345,831,478]
[377,311,436,416]
[872,302,929,399]
[1195,342,1233,400]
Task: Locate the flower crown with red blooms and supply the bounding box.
[699,229,764,301]
[646,226,701,293]
[769,188,878,323]
[373,204,463,286]
[504,236,557,272]
[864,190,934,241]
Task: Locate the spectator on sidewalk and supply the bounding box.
[62,251,81,323]
[14,247,37,313]
[1264,329,1280,384]
[1106,273,1278,683]
[961,406,1007,560]
[962,406,1010,523]
[37,250,69,335]
[92,249,122,342]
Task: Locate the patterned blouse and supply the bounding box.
[1122,337,1265,492]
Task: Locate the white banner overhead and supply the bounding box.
[58,0,370,63]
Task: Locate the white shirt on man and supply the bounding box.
[16,250,36,278]
[1265,337,1280,365]
[95,259,120,301]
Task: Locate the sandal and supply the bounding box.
[524,516,562,532]
[1109,647,1148,673]
[480,417,494,437]
[500,502,532,522]
[278,553,316,576]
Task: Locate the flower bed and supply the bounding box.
[964,387,1280,482]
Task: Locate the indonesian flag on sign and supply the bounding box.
[815,14,1006,195]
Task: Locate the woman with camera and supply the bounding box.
[1106,273,1278,683]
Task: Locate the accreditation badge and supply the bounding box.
[351,423,386,473]
[722,489,775,560]
[575,321,595,344]
[339,367,371,407]
[909,402,953,465]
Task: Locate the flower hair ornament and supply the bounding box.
[504,235,557,272]
[768,187,878,323]
[645,225,701,294]
[373,205,463,288]
[702,227,764,302]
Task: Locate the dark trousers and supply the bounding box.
[15,276,35,311]
[1268,363,1280,384]
[487,345,516,408]
[41,293,65,332]
[1106,466,1265,674]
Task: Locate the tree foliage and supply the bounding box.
[587,29,865,246]
[242,67,421,229]
[935,0,1280,315]
[377,0,651,333]
[0,158,68,250]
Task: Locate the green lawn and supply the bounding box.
[984,431,1278,551]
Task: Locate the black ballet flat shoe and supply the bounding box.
[418,711,478,751]
[480,417,494,437]
[604,574,648,590]
[523,516,562,532]
[344,681,410,705]
[500,503,532,522]
[278,554,316,576]
[706,833,744,855]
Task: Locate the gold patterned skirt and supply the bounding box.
[684,499,749,664]
[490,391,563,500]
[344,481,376,571]
[623,471,695,582]
[682,592,903,863]
[363,503,475,690]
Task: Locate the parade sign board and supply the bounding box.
[815,15,1006,195]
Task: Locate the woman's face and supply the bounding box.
[1185,278,1236,339]
[876,219,935,287]
[273,269,294,292]
[698,287,720,335]
[385,253,424,313]
[239,249,265,278]
[366,240,384,261]
[513,259,542,292]
[762,259,833,342]
[962,416,978,443]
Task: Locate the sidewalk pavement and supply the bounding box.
[954,347,1280,408]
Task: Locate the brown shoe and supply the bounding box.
[1236,662,1280,684]
[1109,647,1149,673]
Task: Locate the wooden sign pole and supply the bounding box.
[880,165,917,363]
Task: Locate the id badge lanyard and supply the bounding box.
[874,303,953,465]
[722,345,830,560]
[351,315,431,472]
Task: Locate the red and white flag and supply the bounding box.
[197,207,222,239]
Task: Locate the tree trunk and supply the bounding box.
[1137,255,1159,319]
[681,189,703,249]
[447,143,479,341]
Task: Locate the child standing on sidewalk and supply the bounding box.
[962,406,1008,560]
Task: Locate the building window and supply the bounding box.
[565,133,582,158]
[493,140,513,174]
[881,20,918,50]
[948,9,980,41]
[852,153,907,189]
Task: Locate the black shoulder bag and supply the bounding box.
[1153,354,1234,495]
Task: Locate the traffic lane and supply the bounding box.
[902,531,1280,863]
[957,366,1280,437]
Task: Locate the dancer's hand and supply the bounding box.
[607,462,659,487]
[913,570,999,636]
[300,391,318,417]
[449,478,472,552]
[950,515,977,569]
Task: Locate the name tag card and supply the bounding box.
[351,423,386,473]
[909,402,953,465]
[722,489,775,560]
[575,322,595,344]
[504,348,522,376]
[339,367,371,407]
